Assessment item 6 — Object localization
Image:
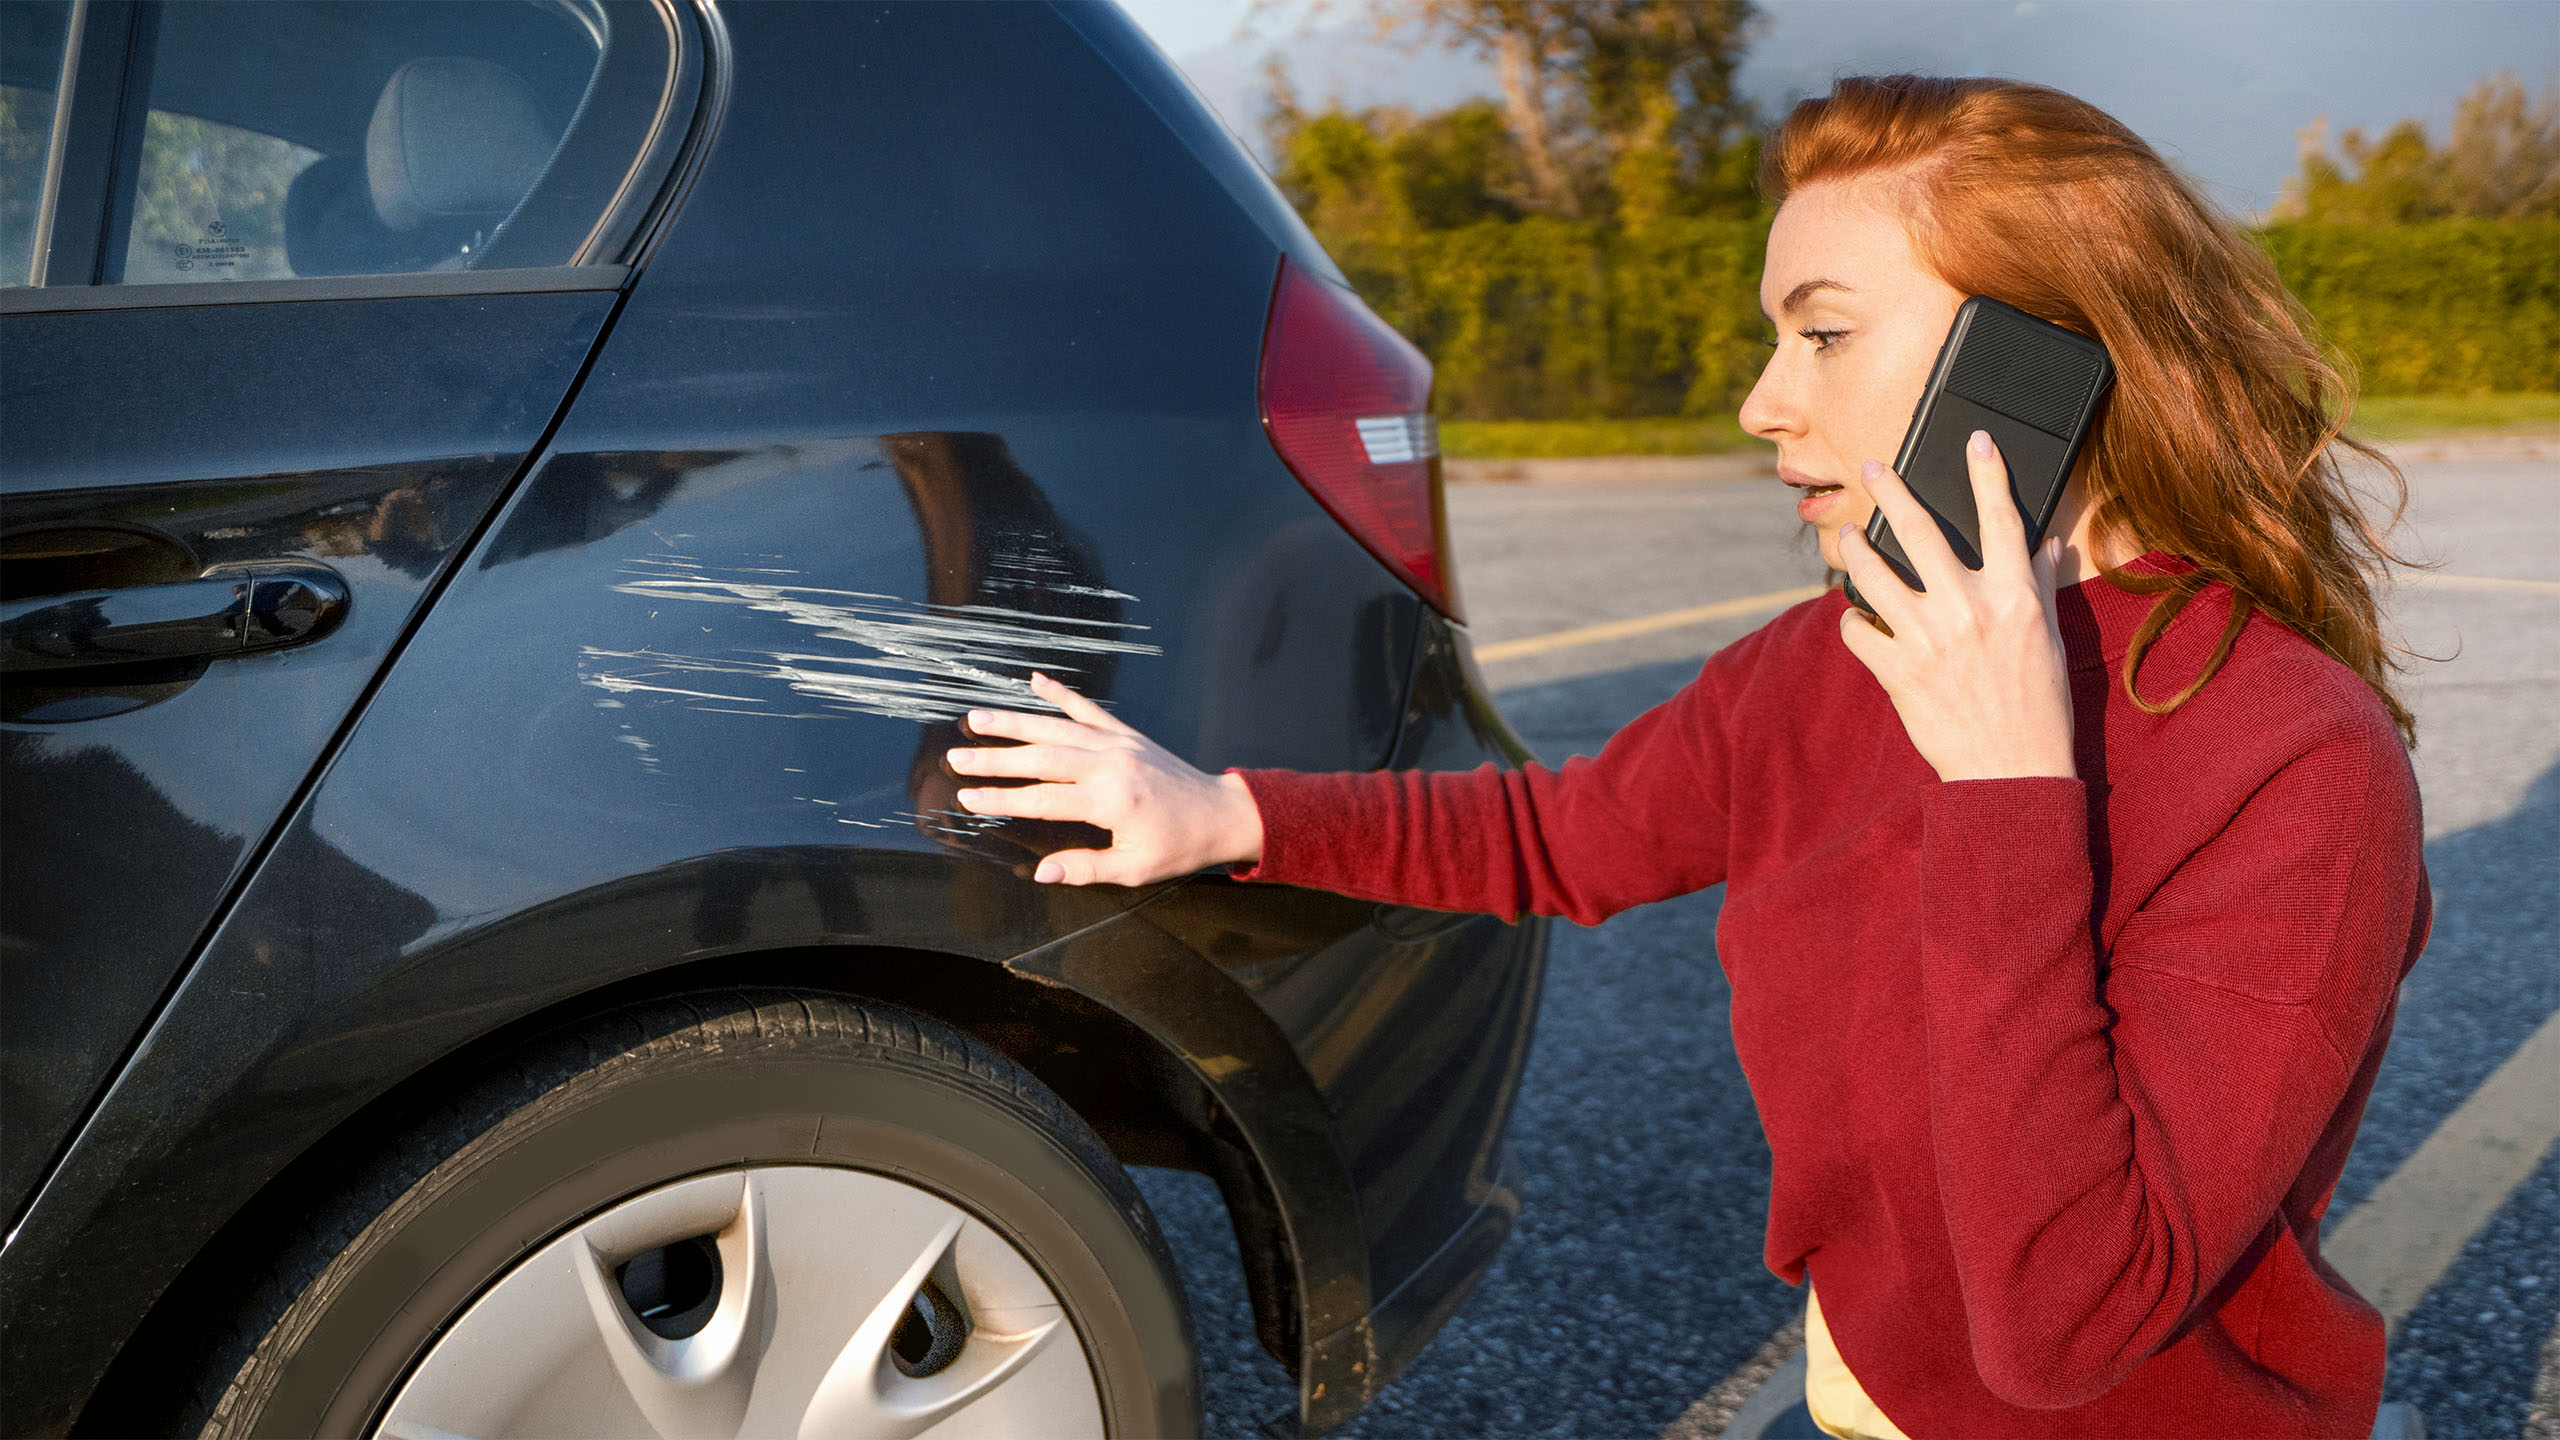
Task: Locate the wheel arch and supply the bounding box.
[73,934,1323,1436]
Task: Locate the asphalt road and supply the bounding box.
[1137,448,2560,1439]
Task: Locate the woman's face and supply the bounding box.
[1740,176,1968,572]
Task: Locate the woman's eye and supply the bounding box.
[1800,328,1847,352]
[1759,333,1780,350]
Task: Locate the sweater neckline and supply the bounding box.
[2054,551,2215,673]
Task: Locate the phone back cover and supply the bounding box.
[1856,297,2112,602]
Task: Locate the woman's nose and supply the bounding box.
[1738,355,1797,442]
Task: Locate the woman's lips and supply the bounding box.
[1793,482,1845,523]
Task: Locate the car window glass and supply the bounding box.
[122,114,320,283]
[112,0,641,285]
[1,1,74,287]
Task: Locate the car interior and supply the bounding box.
[124,0,605,280]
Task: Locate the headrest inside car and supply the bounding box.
[287,155,404,276]
[366,57,558,234]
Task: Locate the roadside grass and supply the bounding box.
[2350,393,2560,440]
[1439,416,1764,459]
[1441,394,2555,459]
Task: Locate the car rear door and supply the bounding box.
[0,0,699,1222]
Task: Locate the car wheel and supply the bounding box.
[184,990,1201,1438]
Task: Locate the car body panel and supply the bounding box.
[0,288,616,1223]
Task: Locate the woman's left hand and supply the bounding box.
[1837,430,2078,782]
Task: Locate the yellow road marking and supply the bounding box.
[2326,1004,2560,1335]
[1473,586,1828,664]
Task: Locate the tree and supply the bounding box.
[1251,0,1779,419]
[2442,71,2560,219]
[1574,1,1760,227]
[1265,0,1760,223]
[1265,65,1525,239]
[2283,71,2560,222]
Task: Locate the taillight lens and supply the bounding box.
[1257,258,1459,617]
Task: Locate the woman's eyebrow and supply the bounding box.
[1762,278,1855,322]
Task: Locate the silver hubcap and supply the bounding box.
[374,1166,1105,1439]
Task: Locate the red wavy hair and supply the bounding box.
[1761,75,2416,741]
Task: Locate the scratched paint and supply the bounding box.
[576,556,1163,726]
[985,544,1136,602]
[884,807,1012,841]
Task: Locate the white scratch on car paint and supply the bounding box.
[885,807,1010,840]
[613,729,663,773]
[578,658,762,706]
[578,563,1163,725]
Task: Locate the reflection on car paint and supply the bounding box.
[514,432,1164,861]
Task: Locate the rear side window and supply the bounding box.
[0,0,689,293]
[117,1,628,284]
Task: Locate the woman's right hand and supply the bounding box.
[947,672,1265,886]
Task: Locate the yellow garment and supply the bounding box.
[1805,1283,1914,1440]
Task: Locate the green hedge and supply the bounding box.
[1330,215,1770,420]
[2257,220,2560,395]
[1331,216,2559,419]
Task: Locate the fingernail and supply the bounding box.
[1861,459,1884,480]
[1969,429,1992,456]
[965,710,989,726]
[1034,860,1062,883]
[955,788,980,806]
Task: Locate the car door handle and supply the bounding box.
[0,562,350,673]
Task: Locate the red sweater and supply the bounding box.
[1237,562,2429,1438]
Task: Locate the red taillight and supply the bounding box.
[1257,258,1459,617]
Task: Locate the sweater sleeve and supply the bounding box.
[1231,648,1746,926]
[1915,731,2423,1410]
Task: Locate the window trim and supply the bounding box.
[598,0,727,271]
[90,0,158,284]
[32,0,145,287]
[0,263,629,314]
[22,0,89,285]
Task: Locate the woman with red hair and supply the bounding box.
[950,75,2428,1437]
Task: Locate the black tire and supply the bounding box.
[181,990,1202,1438]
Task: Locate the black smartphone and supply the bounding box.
[1845,296,2114,613]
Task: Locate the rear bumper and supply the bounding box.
[1299,1094,1527,1435]
[1365,1144,1521,1389]
[1288,612,1551,1431]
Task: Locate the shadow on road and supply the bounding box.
[2341,753,2560,1438]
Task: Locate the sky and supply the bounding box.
[1114,0,2560,216]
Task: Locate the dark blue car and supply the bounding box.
[0,3,1547,1435]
